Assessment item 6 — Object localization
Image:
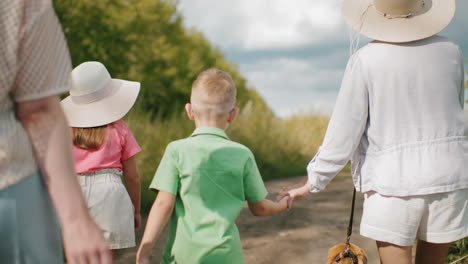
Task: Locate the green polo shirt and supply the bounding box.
[150,127,268,264]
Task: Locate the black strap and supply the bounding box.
[346,188,357,244]
[334,188,358,264]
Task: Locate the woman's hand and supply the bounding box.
[287,183,311,201]
[62,216,112,264]
[276,176,308,202]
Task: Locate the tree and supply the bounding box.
[54,0,268,117]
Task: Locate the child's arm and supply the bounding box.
[136,190,175,264]
[248,195,291,216]
[122,156,141,230]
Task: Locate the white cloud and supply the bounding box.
[178,0,344,50]
[177,0,358,117]
[240,56,344,117]
[178,0,468,117]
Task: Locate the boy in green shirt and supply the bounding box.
[137,69,291,264]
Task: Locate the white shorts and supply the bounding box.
[360,188,468,247]
[78,169,135,249]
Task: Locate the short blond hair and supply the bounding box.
[191,68,236,118]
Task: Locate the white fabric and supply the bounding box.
[0,0,72,190]
[61,62,140,128]
[307,35,467,196]
[78,170,135,249]
[360,189,468,246]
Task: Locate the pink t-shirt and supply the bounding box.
[73,120,141,174]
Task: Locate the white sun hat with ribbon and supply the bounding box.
[342,0,456,43]
[61,61,140,128]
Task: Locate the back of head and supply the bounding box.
[191,69,236,120]
[72,125,108,150]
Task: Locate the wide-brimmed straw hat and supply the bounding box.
[342,0,456,43]
[61,61,140,128]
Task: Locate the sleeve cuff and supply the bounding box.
[309,186,322,193]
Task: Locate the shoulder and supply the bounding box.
[227,140,256,159]
[112,120,132,136]
[113,119,129,130]
[164,138,190,154]
[427,35,460,48]
[435,36,463,57]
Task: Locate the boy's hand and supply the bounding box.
[137,257,149,264]
[136,245,151,264]
[279,194,293,210]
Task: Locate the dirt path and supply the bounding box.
[116,175,380,263]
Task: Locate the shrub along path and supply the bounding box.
[116,175,380,263]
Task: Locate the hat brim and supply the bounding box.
[61,79,140,127]
[342,0,455,43]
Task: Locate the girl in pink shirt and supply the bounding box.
[61,61,142,251]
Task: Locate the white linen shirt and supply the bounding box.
[307,35,467,196]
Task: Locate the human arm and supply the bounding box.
[122,156,141,230]
[305,54,369,192]
[16,96,111,264]
[248,195,291,216]
[136,191,175,264]
[137,144,179,263]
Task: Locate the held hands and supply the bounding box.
[287,183,311,200]
[279,193,293,210]
[276,179,311,204]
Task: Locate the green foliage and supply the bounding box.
[446,237,468,263]
[53,0,328,213]
[54,0,266,117]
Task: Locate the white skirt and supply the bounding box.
[78,169,135,249]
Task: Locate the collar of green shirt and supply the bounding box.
[191,127,230,140]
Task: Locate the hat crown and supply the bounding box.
[374,0,423,16]
[71,61,112,97]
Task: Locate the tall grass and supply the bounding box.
[124,102,328,212]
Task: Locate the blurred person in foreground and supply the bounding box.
[279,0,467,263]
[0,0,112,263]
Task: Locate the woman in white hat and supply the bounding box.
[62,61,142,251]
[281,0,467,263]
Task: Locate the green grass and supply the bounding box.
[124,102,329,212]
[446,238,468,264]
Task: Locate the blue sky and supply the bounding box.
[178,0,468,117]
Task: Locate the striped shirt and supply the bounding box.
[0,0,72,189]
